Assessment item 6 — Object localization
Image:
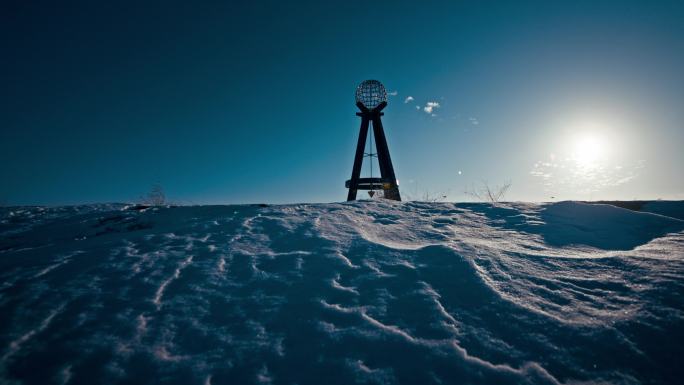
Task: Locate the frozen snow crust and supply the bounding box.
[1,200,683,385]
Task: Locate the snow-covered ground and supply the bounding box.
[1,200,683,385]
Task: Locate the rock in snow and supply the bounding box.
[0,200,683,384]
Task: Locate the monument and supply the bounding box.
[345,80,401,201]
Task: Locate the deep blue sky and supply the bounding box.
[2,0,683,205]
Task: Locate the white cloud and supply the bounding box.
[469,117,479,125]
[530,155,645,196]
[388,90,398,96]
[415,105,420,110]
[404,96,414,103]
[423,101,440,114]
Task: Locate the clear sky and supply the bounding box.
[2,0,683,205]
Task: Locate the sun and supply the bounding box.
[571,131,608,168]
[572,133,603,166]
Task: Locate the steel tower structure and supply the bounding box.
[345,80,401,201]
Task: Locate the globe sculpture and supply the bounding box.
[345,80,401,201]
[355,80,388,110]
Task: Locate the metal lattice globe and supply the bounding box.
[355,80,387,110]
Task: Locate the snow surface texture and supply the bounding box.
[1,201,683,385]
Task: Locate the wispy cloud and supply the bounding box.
[404,96,414,103]
[530,156,645,195]
[469,117,479,125]
[388,90,398,96]
[423,101,440,114]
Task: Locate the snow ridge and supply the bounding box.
[0,201,682,384]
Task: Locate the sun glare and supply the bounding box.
[531,118,635,197]
[566,120,613,169]
[572,133,604,167]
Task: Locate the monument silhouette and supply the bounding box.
[345,80,401,201]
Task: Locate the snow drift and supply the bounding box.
[1,201,683,385]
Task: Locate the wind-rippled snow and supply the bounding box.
[1,201,683,384]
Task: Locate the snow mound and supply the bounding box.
[0,201,683,385]
[538,201,682,250]
[642,200,684,220]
